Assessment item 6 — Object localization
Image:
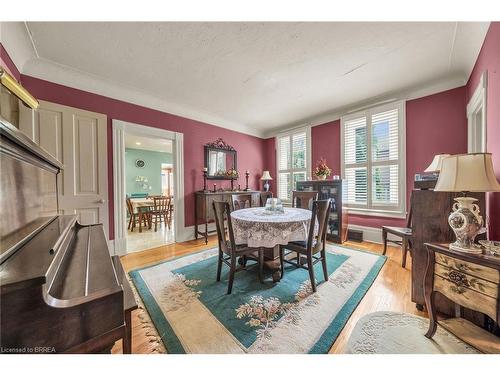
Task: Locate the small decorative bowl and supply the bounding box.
[479,240,500,256]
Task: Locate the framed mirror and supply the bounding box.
[204,138,237,179]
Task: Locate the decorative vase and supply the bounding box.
[317,175,327,180]
[448,197,484,254]
[263,180,270,192]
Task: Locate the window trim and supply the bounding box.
[467,71,487,153]
[275,125,312,203]
[340,100,406,218]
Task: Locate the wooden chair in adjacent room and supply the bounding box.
[292,190,318,209]
[150,196,172,232]
[259,191,273,207]
[231,193,253,211]
[212,201,264,294]
[279,199,331,293]
[382,194,413,268]
[126,198,150,232]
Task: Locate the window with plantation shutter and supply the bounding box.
[276,127,310,202]
[341,101,406,217]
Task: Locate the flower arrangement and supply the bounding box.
[226,168,239,179]
[314,158,332,180]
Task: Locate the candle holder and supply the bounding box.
[230,178,234,191]
[244,171,250,191]
[203,169,208,192]
[213,184,216,193]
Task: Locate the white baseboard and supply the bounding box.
[176,223,217,243]
[348,224,400,245]
[109,238,127,256]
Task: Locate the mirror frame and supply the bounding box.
[204,138,237,180]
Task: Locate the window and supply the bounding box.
[341,101,405,217]
[276,127,311,202]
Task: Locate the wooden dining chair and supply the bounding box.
[126,198,150,232]
[150,196,172,232]
[213,201,264,294]
[292,190,318,210]
[259,191,273,207]
[231,193,253,211]
[279,199,331,293]
[382,194,413,268]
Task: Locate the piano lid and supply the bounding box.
[0,117,64,263]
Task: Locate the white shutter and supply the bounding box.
[344,116,367,206]
[292,132,306,169]
[278,136,290,170]
[371,109,399,162]
[276,128,310,203]
[371,108,400,207]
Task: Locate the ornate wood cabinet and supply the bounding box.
[194,191,262,243]
[295,180,347,243]
[424,243,500,347]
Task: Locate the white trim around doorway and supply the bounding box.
[112,119,185,255]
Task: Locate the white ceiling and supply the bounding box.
[125,133,173,153]
[1,22,490,137]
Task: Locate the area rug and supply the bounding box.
[129,244,385,354]
[344,311,480,354]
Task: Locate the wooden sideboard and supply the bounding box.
[194,191,262,243]
[295,180,347,243]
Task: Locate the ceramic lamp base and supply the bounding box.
[449,242,483,254]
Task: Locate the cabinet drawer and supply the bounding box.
[434,263,498,299]
[435,252,500,284]
[434,274,498,321]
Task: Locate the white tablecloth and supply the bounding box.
[230,207,317,248]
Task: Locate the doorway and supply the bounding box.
[124,134,175,252]
[112,120,185,256]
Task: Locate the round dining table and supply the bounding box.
[230,207,317,281]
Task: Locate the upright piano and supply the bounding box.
[0,118,137,353]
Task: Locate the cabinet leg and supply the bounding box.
[123,310,132,354]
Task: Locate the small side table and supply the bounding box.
[424,243,500,353]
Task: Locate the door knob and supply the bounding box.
[96,199,105,204]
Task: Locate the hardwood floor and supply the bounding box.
[112,237,426,354]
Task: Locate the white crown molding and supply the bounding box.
[21,58,265,138]
[262,74,467,138]
[0,21,37,72]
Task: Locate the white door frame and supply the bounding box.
[467,71,487,153]
[112,119,184,255]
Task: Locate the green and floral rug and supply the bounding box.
[129,244,386,354]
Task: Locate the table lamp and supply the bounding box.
[424,153,451,173]
[434,153,500,253]
[260,171,273,192]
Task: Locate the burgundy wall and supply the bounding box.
[0,43,21,81]
[312,87,468,229]
[262,137,277,195]
[311,120,341,176]
[466,22,500,239]
[19,75,268,239]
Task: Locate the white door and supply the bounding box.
[19,100,109,237]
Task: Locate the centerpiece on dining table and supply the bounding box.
[263,197,285,214]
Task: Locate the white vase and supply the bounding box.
[448,197,484,253]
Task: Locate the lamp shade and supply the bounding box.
[434,153,500,192]
[424,154,451,172]
[260,171,273,180]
